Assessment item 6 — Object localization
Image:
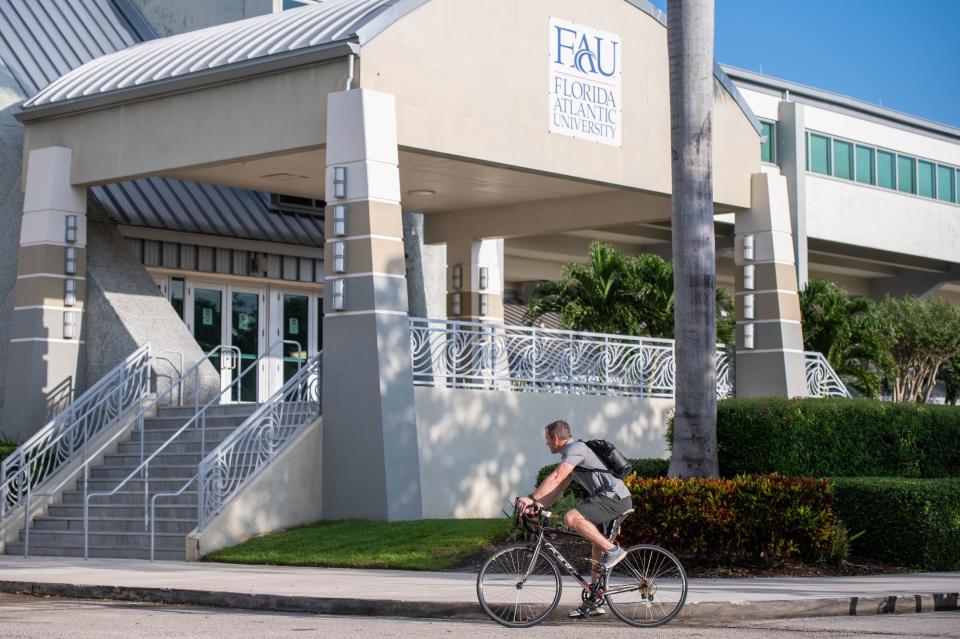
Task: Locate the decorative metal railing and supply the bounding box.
[804,351,852,398]
[193,352,321,534]
[0,344,153,519]
[409,318,733,399]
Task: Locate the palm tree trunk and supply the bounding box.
[667,0,719,478]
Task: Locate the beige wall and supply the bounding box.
[360,0,757,208]
[414,387,673,519]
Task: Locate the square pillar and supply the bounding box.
[446,238,505,323]
[734,172,807,398]
[3,147,87,441]
[321,89,422,520]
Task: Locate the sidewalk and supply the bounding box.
[1,556,957,623]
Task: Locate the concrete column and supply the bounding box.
[321,89,422,521]
[777,101,808,289]
[734,172,807,398]
[445,238,505,323]
[3,147,86,441]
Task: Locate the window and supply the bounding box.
[833,140,853,180]
[760,120,776,164]
[877,150,896,189]
[855,145,875,185]
[918,161,936,198]
[938,166,956,203]
[282,0,309,8]
[170,277,185,320]
[897,155,916,194]
[809,134,831,175]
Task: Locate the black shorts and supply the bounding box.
[574,495,633,525]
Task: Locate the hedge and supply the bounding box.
[536,458,668,500]
[0,442,16,463]
[706,398,960,478]
[832,477,960,571]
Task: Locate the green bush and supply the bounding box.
[621,474,837,566]
[832,477,960,571]
[536,458,669,501]
[700,397,960,478]
[0,441,16,463]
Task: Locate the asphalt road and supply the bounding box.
[0,594,958,638]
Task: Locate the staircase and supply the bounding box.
[5,404,255,560]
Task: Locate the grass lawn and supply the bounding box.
[203,518,511,571]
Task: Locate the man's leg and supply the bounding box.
[564,509,614,551]
[590,542,603,585]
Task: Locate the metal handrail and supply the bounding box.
[1,344,153,521]
[804,351,852,398]
[18,344,235,557]
[85,339,303,560]
[150,473,197,562]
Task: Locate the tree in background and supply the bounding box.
[799,279,896,398]
[525,241,734,344]
[879,296,960,403]
[938,353,960,405]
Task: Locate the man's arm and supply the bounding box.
[526,462,575,507]
[538,473,573,506]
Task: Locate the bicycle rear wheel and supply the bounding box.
[603,544,687,627]
[476,543,562,628]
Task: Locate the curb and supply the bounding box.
[1,581,957,624]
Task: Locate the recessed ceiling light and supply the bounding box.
[407,189,436,196]
[261,173,308,182]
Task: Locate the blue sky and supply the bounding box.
[647,0,960,129]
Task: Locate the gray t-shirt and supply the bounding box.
[561,440,631,500]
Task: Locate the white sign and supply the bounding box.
[549,17,622,146]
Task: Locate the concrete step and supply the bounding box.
[48,504,198,519]
[157,404,258,419]
[75,478,196,493]
[116,440,220,456]
[31,517,196,534]
[103,453,203,467]
[141,414,250,429]
[90,465,204,480]
[19,529,187,550]
[60,491,197,506]
[5,542,185,561]
[135,426,239,444]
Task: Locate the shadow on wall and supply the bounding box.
[44,377,73,421]
[414,387,673,518]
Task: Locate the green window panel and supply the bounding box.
[918,161,936,198]
[855,145,875,185]
[877,150,896,189]
[809,134,831,175]
[897,155,916,194]
[833,140,853,180]
[760,121,775,163]
[938,166,956,202]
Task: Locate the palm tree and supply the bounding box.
[667,0,718,478]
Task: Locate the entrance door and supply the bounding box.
[229,288,265,402]
[187,284,229,396]
[281,293,309,384]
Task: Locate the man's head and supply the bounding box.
[544,420,573,454]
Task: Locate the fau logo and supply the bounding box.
[553,24,619,78]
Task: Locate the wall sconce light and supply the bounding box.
[333,241,346,273]
[451,292,461,315]
[251,253,268,276]
[65,247,78,275]
[743,293,755,320]
[743,234,755,261]
[63,311,76,339]
[743,264,755,290]
[333,204,347,236]
[479,293,488,316]
[333,166,347,198]
[332,279,345,311]
[64,279,77,307]
[452,264,462,290]
[479,266,489,291]
[743,323,754,349]
[65,215,78,243]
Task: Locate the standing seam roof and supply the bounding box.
[0,0,323,247]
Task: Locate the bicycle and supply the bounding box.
[476,499,687,628]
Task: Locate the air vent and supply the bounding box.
[269,193,326,217]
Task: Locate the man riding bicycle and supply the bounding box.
[518,419,633,618]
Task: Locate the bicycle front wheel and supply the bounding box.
[476,544,562,628]
[604,544,687,628]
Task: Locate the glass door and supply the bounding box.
[229,288,264,402]
[187,284,229,396]
[282,293,309,384]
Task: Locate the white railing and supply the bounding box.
[409,318,733,399]
[804,351,852,398]
[0,344,154,520]
[192,352,321,536]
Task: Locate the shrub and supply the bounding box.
[0,441,16,463]
[832,477,960,571]
[701,397,960,478]
[620,474,837,566]
[536,458,669,501]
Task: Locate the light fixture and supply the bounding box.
[333,204,347,236]
[63,311,76,339]
[743,264,755,290]
[333,241,346,273]
[479,266,489,291]
[64,279,76,307]
[407,189,436,197]
[65,247,77,274]
[333,279,345,311]
[479,293,488,316]
[452,264,462,290]
[451,292,461,316]
[333,166,347,198]
[743,294,755,320]
[65,215,77,243]
[743,234,755,261]
[743,323,755,350]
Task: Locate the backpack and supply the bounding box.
[579,439,633,480]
